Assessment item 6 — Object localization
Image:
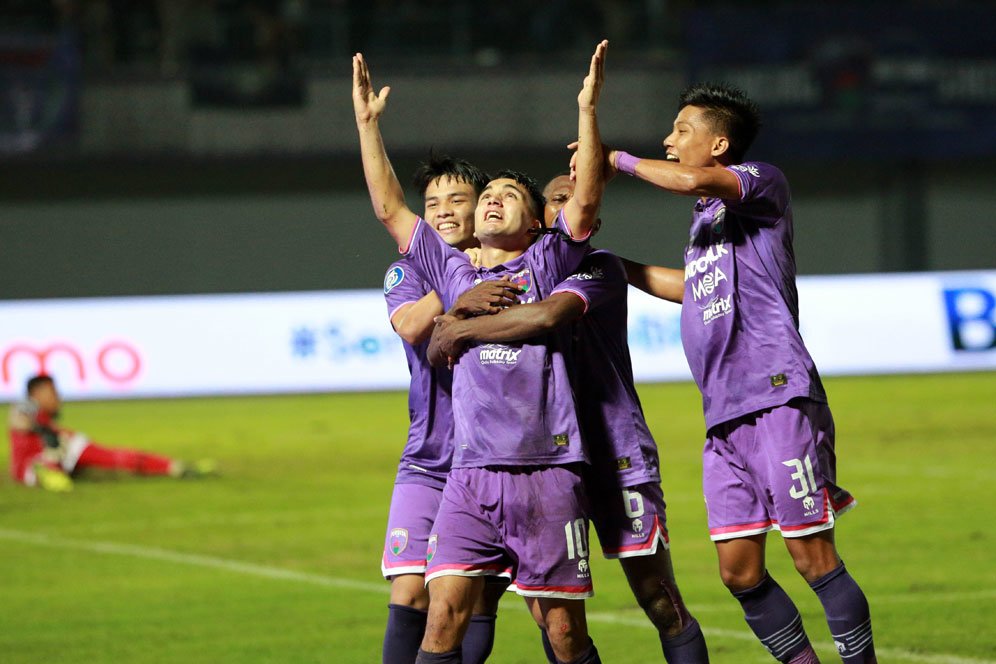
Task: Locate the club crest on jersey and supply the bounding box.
[426,534,438,563]
[509,268,532,294]
[389,528,409,556]
[711,205,726,236]
[384,266,405,294]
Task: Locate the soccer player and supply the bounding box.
[354,40,608,664]
[380,152,519,664]
[602,83,876,663]
[7,374,213,492]
[428,175,709,663]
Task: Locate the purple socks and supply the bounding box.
[732,573,814,662]
[809,564,875,663]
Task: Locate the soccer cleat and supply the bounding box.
[177,459,218,479]
[34,463,74,492]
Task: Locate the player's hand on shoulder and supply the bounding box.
[463,247,483,268]
[450,279,521,317]
[352,52,390,125]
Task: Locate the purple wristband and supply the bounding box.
[615,151,639,176]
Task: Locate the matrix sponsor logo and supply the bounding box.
[478,344,522,365]
[700,294,733,325]
[1,341,142,387]
[943,287,996,351]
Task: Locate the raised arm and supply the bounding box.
[352,53,418,247]
[608,150,741,200]
[562,40,607,240]
[621,257,684,304]
[428,293,585,368]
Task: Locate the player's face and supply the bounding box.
[542,175,574,227]
[475,178,541,247]
[31,382,61,415]
[423,176,479,250]
[662,105,726,168]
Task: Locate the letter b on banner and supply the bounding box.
[943,288,996,351]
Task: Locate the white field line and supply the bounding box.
[0,527,992,664]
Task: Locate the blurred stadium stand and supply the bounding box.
[1,1,994,300]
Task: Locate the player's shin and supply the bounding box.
[383,603,428,664]
[732,573,819,663]
[809,564,876,663]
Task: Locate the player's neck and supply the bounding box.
[479,244,526,268]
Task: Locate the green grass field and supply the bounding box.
[1,372,994,663]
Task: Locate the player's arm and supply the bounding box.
[428,293,585,368]
[390,291,444,346]
[562,40,607,240]
[620,257,684,304]
[607,151,741,200]
[352,53,418,247]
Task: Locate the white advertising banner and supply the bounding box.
[1,270,993,401]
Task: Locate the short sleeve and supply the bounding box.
[383,260,430,320]
[530,208,591,292]
[551,252,625,314]
[402,217,476,309]
[723,162,790,226]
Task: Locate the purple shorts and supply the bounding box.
[381,481,443,578]
[425,465,593,599]
[703,398,856,541]
[586,475,669,559]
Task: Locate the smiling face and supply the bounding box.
[474,178,542,250]
[423,176,479,250]
[662,104,730,168]
[542,175,573,227]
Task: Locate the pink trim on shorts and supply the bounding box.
[602,516,670,559]
[710,489,857,541]
[381,554,427,579]
[424,563,511,585]
[513,581,594,600]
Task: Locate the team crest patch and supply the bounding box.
[616,456,632,470]
[384,266,405,293]
[509,269,532,294]
[426,535,438,563]
[389,528,409,556]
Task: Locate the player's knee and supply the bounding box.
[640,591,684,637]
[543,610,587,646]
[719,565,765,592]
[790,548,840,583]
[390,575,430,610]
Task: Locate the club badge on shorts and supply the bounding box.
[426,534,438,563]
[389,528,408,556]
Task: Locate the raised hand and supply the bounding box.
[578,40,608,114]
[352,52,390,125]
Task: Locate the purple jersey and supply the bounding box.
[402,210,590,468]
[383,258,453,487]
[551,250,661,486]
[680,161,826,430]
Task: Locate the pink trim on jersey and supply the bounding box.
[399,217,423,254]
[558,208,593,242]
[550,288,590,314]
[388,301,419,322]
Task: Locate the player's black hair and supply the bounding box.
[26,374,53,395]
[492,169,546,221]
[411,151,490,198]
[678,82,761,163]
